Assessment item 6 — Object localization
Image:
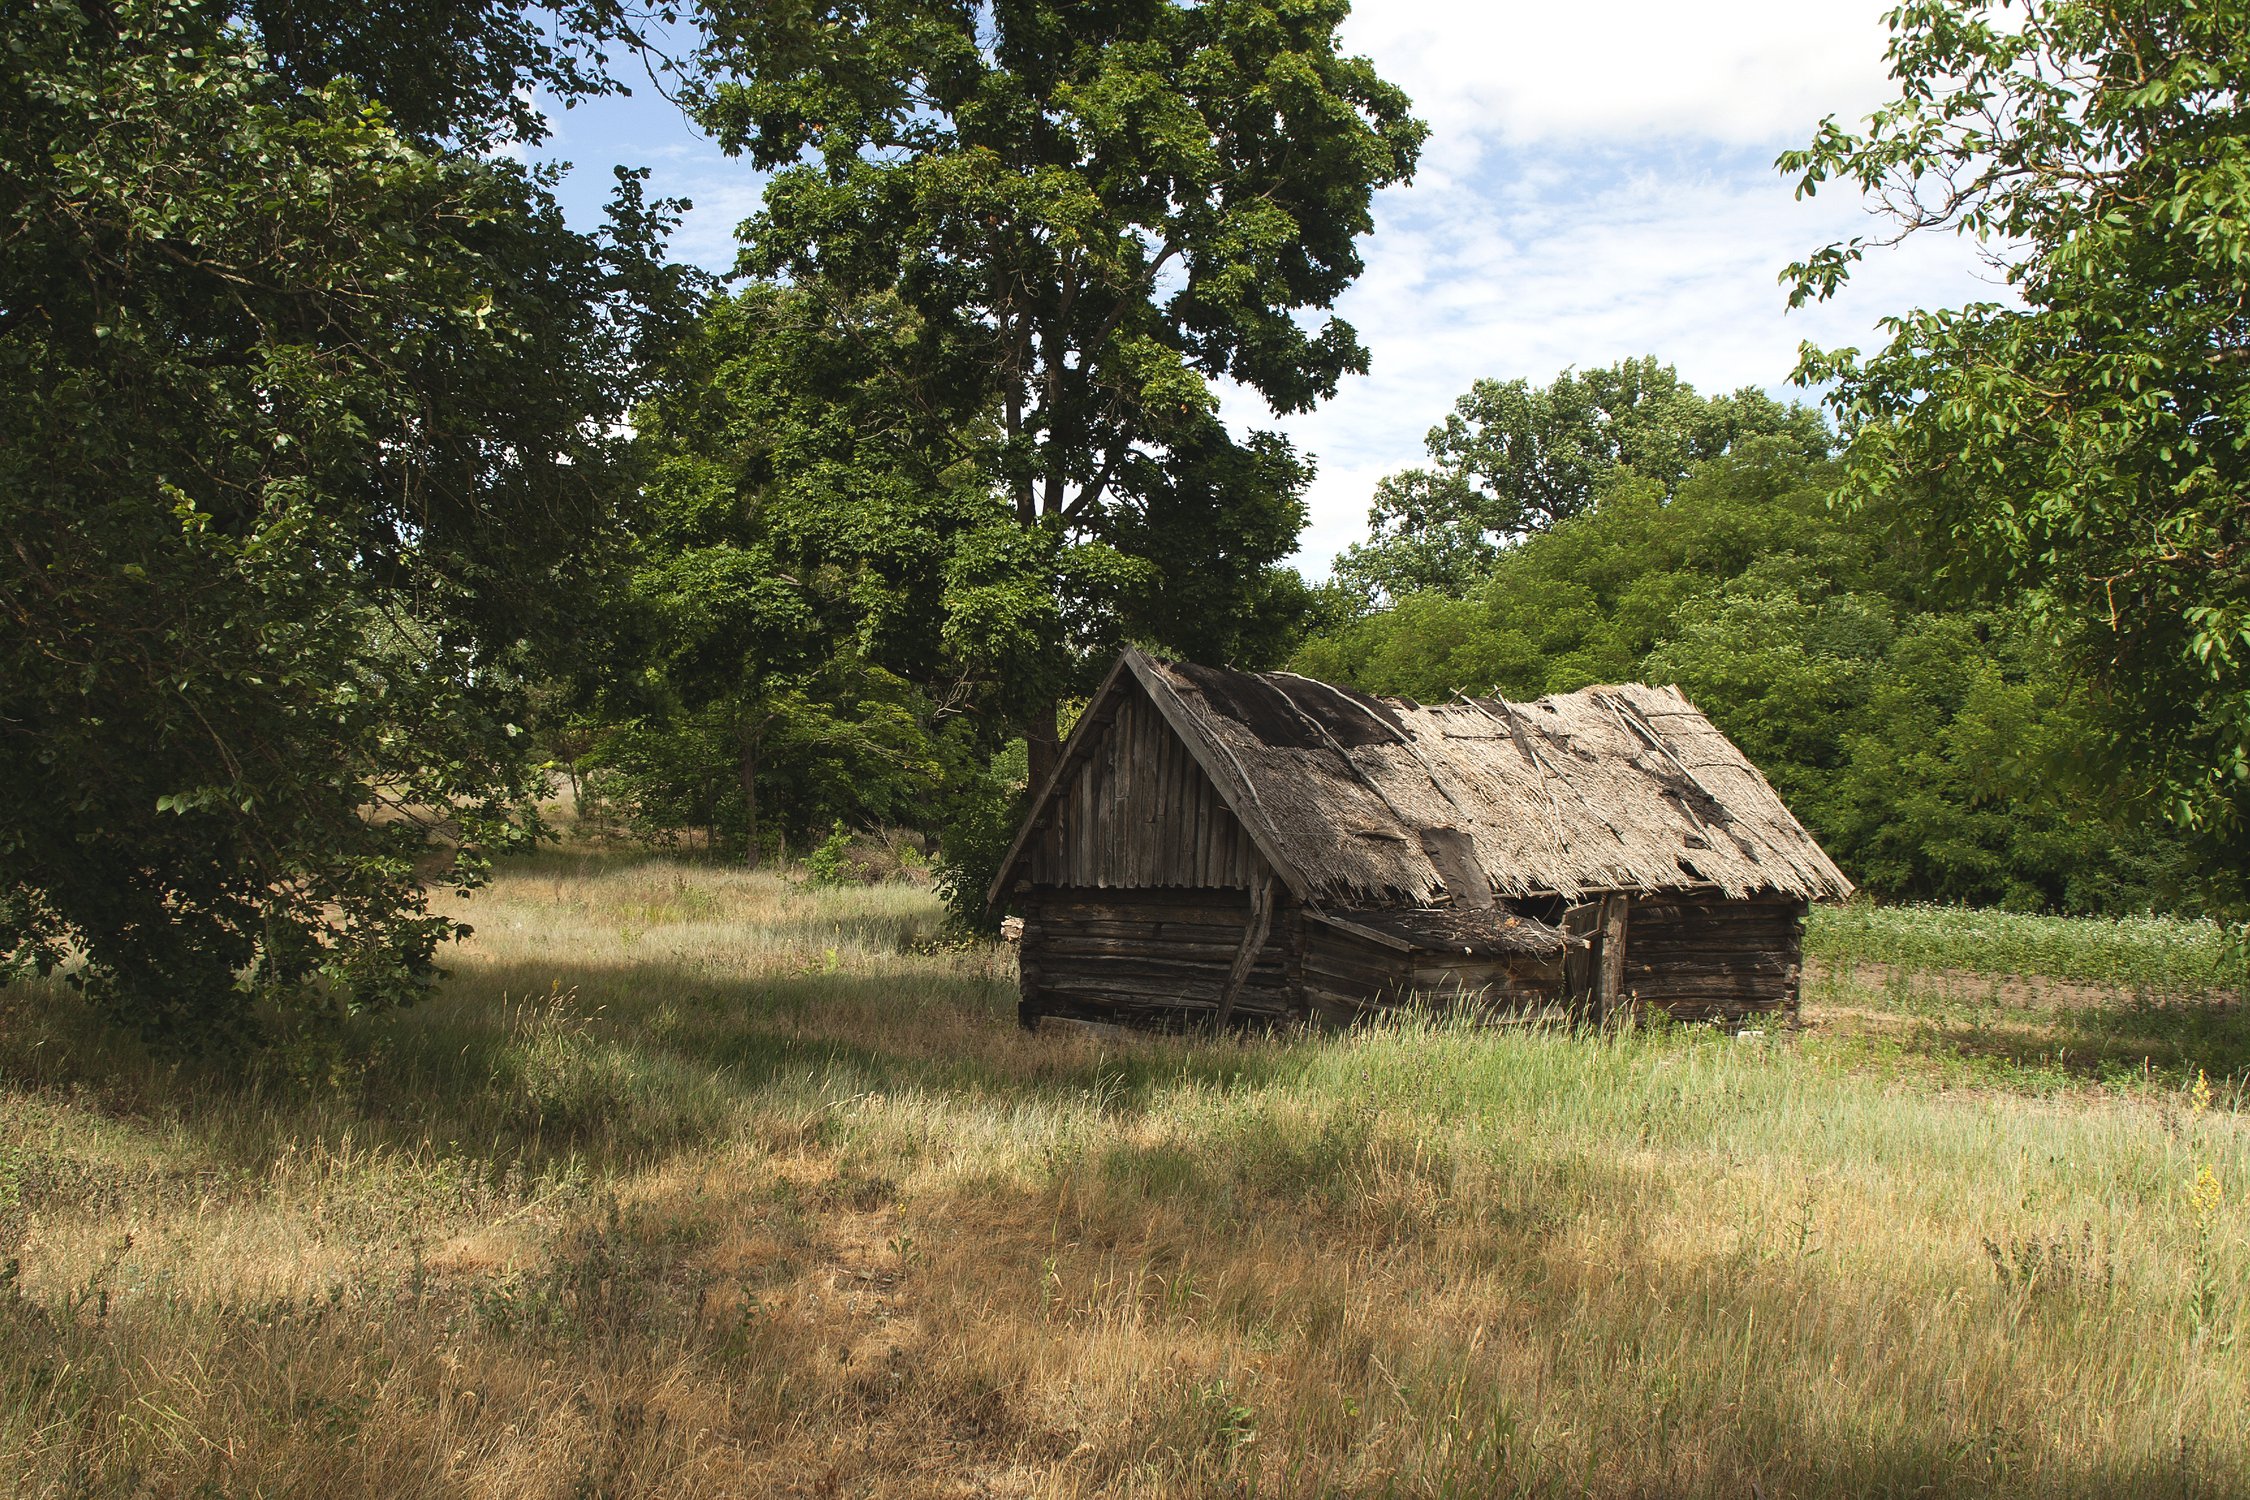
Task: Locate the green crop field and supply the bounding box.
[2,853,2246,1497]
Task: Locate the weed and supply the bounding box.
[1982,1224,2115,1299]
[805,821,858,889]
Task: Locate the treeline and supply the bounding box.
[1293,362,2198,916]
[582,347,2205,922]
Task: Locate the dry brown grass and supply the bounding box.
[2,851,2247,1498]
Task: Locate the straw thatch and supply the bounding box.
[993,650,1852,912]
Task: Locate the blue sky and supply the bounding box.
[531,1,2005,573]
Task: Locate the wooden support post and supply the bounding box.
[1215,868,1276,1028]
[1017,925,1044,1031]
[1283,904,1308,1024]
[1595,893,1632,1025]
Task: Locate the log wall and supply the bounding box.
[1300,923,1409,1026]
[1298,927,1567,1027]
[1020,888,1297,1027]
[1022,688,1261,891]
[1621,894,1805,1022]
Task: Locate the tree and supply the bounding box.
[1335,358,1832,601]
[1294,434,2196,913]
[1781,0,2250,917]
[617,282,1016,862]
[0,0,689,1046]
[238,0,651,150]
[692,0,1425,784]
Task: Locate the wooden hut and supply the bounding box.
[989,650,1852,1031]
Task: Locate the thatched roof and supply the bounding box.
[995,650,1853,911]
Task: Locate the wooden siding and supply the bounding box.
[1020,890,1295,1026]
[1299,927,1567,1027]
[1019,888,1801,1032]
[1621,895,1805,1022]
[1405,952,1568,1009]
[1022,687,1260,890]
[1301,923,1409,1026]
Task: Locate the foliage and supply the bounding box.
[0,0,688,1046]
[1335,357,1833,600]
[1780,0,2250,919]
[930,736,1030,933]
[605,282,1020,863]
[582,663,964,859]
[692,0,1426,769]
[804,822,858,888]
[1296,403,2197,913]
[238,0,652,150]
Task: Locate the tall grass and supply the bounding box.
[1,859,2245,1497]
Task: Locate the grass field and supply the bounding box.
[3,854,2247,1498]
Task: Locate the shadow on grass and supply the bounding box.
[1813,968,2250,1089]
[1951,997,2250,1088]
[0,950,1315,1184]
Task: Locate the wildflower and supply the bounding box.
[2191,1164,2224,1232]
[2191,1069,2214,1117]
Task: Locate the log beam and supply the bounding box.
[1216,868,1277,1028]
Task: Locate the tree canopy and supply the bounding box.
[0,0,690,1045]
[1296,369,2196,915]
[692,0,1425,775]
[1335,358,1831,601]
[594,281,1011,863]
[1781,0,2250,917]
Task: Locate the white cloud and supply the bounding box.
[1341,1,1899,163]
[1230,0,2010,575]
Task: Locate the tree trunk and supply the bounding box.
[1025,693,1062,797]
[739,737,760,869]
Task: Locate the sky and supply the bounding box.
[533,1,2005,574]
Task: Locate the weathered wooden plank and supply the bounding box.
[1157,714,1181,883]
[1035,925,1286,953]
[1631,979,1795,999]
[1037,919,1259,943]
[1216,869,1277,1026]
[1302,911,1417,953]
[1037,978,1295,1005]
[1632,941,1801,958]
[1027,896,1254,924]
[1035,974,1295,999]
[1304,955,1408,990]
[1071,741,1091,885]
[1632,969,1792,988]
[1126,696,1152,886]
[1190,774,1207,887]
[1284,905,1308,1019]
[1632,900,1804,919]
[1595,893,1630,1023]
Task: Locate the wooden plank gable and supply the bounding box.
[1022,683,1263,890]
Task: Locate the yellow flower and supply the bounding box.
[2191,1069,2214,1117]
[2191,1163,2224,1230]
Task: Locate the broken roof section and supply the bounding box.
[994,650,1855,911]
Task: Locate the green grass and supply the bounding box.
[1809,901,2246,996]
[1,859,2246,1498]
